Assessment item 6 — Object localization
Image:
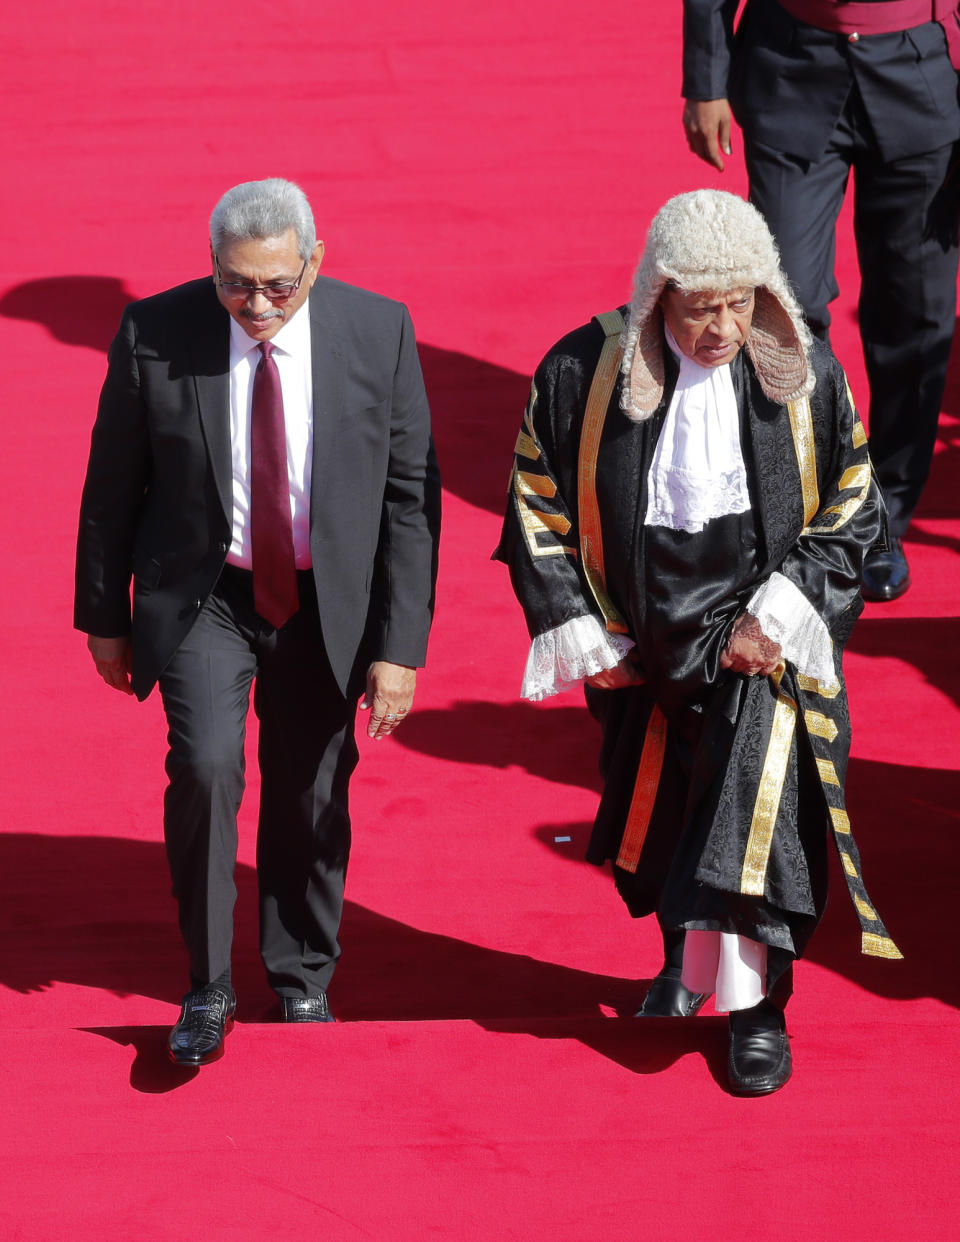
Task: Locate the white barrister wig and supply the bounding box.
[620,189,816,421]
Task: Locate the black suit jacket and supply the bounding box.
[683,0,960,162]
[74,275,440,700]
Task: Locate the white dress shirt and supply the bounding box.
[225,304,314,570]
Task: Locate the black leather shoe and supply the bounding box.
[280,993,335,1023]
[167,987,236,1066]
[861,538,910,602]
[635,967,708,1017]
[727,1001,792,1096]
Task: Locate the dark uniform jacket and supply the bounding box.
[683,0,960,161]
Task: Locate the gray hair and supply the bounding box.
[209,178,317,261]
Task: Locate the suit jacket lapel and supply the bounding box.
[189,284,232,529]
[307,282,347,531]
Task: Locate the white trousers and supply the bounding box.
[681,930,767,1013]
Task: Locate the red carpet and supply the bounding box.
[2,2,959,1239]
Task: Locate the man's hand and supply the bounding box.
[87,634,135,696]
[586,654,646,691]
[721,612,782,678]
[360,661,417,740]
[682,98,733,172]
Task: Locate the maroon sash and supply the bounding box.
[776,0,960,67]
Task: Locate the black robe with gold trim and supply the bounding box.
[496,316,900,975]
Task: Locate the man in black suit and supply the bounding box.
[75,178,440,1065]
[681,0,960,600]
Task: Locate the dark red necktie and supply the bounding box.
[250,341,299,628]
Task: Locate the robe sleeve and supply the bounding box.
[495,344,632,696]
[770,354,884,656]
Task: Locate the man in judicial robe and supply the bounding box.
[75,179,440,1065]
[497,190,900,1096]
[680,0,960,602]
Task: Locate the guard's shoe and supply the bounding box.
[727,1000,792,1096]
[862,538,910,602]
[635,967,708,1018]
[280,993,335,1023]
[167,986,236,1066]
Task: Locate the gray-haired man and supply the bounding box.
[76,179,440,1064]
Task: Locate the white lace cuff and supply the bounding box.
[747,572,836,685]
[521,615,635,701]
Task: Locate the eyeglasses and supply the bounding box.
[215,254,307,303]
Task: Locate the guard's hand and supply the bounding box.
[87,634,135,696]
[721,612,782,677]
[586,654,645,691]
[360,661,417,740]
[682,98,733,172]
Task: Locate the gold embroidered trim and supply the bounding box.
[804,710,838,742]
[816,758,840,786]
[799,382,870,534]
[515,384,541,461]
[796,674,840,699]
[814,481,871,533]
[839,851,857,877]
[510,380,577,558]
[862,933,904,960]
[512,467,574,558]
[741,688,798,896]
[515,431,539,461]
[536,511,571,535]
[516,471,557,499]
[577,310,628,635]
[838,465,870,492]
[787,396,819,527]
[829,807,851,834]
[615,705,667,874]
[855,895,877,921]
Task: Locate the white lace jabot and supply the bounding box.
[644,327,751,534]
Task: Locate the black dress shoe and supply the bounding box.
[167,987,236,1066]
[727,1001,792,1096]
[280,993,335,1023]
[861,538,910,602]
[635,967,708,1017]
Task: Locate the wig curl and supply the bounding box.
[620,190,815,421]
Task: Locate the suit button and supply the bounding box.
[194,599,202,611]
[218,540,227,553]
[848,31,860,42]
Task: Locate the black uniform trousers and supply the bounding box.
[158,564,359,997]
[745,83,959,537]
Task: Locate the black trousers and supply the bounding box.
[745,86,959,537]
[158,566,359,997]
